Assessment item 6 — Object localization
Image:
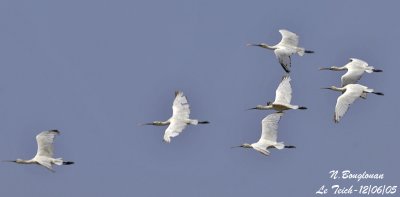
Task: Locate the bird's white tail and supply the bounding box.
[365,66,374,73]
[297,48,305,56]
[365,88,374,93]
[292,105,307,110]
[274,142,285,150]
[360,92,368,99]
[53,158,63,166]
[189,119,198,125]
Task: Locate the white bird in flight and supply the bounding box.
[3,130,74,172]
[248,75,307,112]
[319,58,383,87]
[232,112,295,156]
[142,91,209,143]
[247,29,314,73]
[322,84,384,123]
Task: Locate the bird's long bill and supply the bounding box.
[1,160,16,163]
[140,122,154,126]
[321,87,332,90]
[231,145,242,149]
[319,67,331,70]
[246,43,261,47]
[246,107,257,111]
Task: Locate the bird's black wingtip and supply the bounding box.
[49,129,60,134]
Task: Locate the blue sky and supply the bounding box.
[0,0,399,196]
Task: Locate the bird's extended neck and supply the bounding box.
[322,86,345,92]
[248,105,272,110]
[142,120,170,126]
[247,43,275,50]
[19,160,36,164]
[319,66,346,71]
[154,121,170,126]
[3,159,36,164]
[231,143,252,149]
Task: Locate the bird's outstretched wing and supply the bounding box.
[349,58,368,67]
[172,91,190,119]
[274,75,292,105]
[278,29,299,47]
[334,87,363,122]
[341,59,368,87]
[163,120,187,143]
[35,130,60,158]
[260,113,284,142]
[341,68,364,87]
[274,49,292,73]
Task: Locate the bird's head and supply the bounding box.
[319,66,341,71]
[321,86,340,91]
[141,121,163,126]
[319,66,332,70]
[246,43,268,48]
[246,105,263,110]
[231,143,252,149]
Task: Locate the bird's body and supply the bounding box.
[320,58,383,87]
[4,130,74,172]
[232,112,295,156]
[322,84,384,123]
[143,91,209,143]
[248,29,314,73]
[249,75,307,112]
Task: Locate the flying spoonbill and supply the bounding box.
[247,29,314,73]
[319,58,382,87]
[322,84,384,123]
[248,75,307,112]
[232,112,295,156]
[142,91,209,143]
[3,130,74,172]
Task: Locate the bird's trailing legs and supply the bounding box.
[63,161,74,165]
[372,92,384,96]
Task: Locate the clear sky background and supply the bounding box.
[0,0,399,196]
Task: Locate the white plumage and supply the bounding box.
[250,75,307,112]
[143,91,209,143]
[232,113,295,156]
[3,130,74,172]
[322,84,384,123]
[248,29,314,73]
[320,58,383,87]
[164,91,191,142]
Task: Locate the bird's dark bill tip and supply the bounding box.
[1,160,16,163]
[231,145,241,149]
